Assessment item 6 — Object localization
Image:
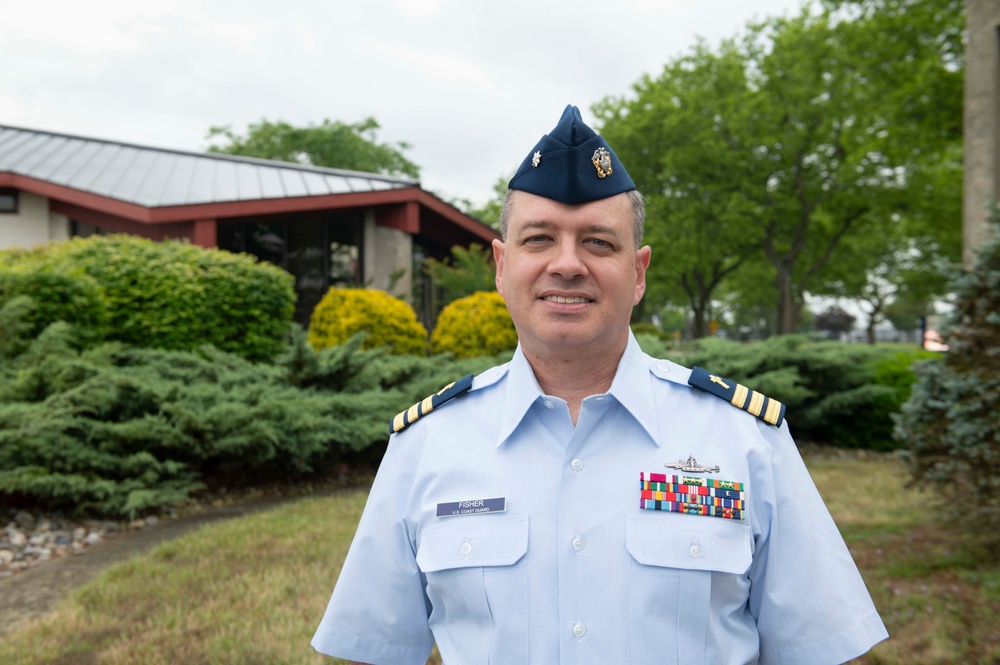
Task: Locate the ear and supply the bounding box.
[492,238,506,296]
[633,245,652,305]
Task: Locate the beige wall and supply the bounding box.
[964,0,1000,267]
[363,208,413,301]
[0,191,69,251]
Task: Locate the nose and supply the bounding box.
[546,241,588,280]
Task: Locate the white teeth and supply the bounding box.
[543,295,589,304]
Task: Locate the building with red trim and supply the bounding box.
[0,125,499,324]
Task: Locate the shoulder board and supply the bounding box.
[687,366,786,427]
[390,374,474,435]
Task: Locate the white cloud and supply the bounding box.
[393,0,443,16]
[375,44,495,89]
[0,0,262,54]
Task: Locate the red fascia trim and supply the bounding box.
[0,172,152,222]
[413,189,500,242]
[1,171,499,243]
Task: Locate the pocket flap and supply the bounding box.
[417,514,529,572]
[626,513,752,575]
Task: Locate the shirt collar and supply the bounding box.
[607,332,662,447]
[496,345,545,447]
[495,332,662,448]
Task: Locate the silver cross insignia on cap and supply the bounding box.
[532,151,541,168]
[665,456,720,473]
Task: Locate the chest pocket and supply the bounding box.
[625,513,752,664]
[416,514,529,665]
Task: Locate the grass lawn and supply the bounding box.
[1,453,998,664]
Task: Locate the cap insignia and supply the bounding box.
[532,151,541,168]
[592,147,612,178]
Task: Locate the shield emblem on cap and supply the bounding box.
[592,147,612,178]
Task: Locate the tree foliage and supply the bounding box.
[207,117,420,179]
[896,217,1000,551]
[596,0,962,336]
[422,243,496,306]
[815,306,856,334]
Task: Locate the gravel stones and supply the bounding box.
[0,510,140,580]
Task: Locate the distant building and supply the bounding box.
[0,125,498,325]
[964,0,1000,267]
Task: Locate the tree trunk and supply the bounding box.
[775,267,797,335]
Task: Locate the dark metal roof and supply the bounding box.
[0,125,418,208]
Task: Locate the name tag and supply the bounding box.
[436,497,506,517]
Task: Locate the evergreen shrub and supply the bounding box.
[308,287,428,355]
[674,336,932,450]
[895,218,1000,547]
[430,291,517,359]
[0,235,296,361]
[0,324,405,518]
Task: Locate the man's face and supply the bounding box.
[492,190,651,360]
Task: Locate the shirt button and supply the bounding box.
[544,400,555,409]
[571,459,584,472]
[461,541,473,555]
[657,363,670,372]
[572,622,586,638]
[572,536,585,552]
[689,544,703,558]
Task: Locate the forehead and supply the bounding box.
[508,190,632,234]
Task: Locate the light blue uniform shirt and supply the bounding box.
[313,334,888,664]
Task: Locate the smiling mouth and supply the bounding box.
[542,295,591,304]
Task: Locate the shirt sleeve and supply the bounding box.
[311,431,434,665]
[748,422,889,665]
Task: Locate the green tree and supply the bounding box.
[597,0,963,335]
[895,216,1000,550]
[598,42,762,337]
[455,175,509,232]
[423,244,496,305]
[207,117,420,178]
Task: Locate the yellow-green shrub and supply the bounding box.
[0,235,295,361]
[308,288,427,355]
[430,291,517,359]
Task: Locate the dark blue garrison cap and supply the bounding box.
[508,104,635,205]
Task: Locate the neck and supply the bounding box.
[522,336,628,425]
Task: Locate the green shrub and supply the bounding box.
[681,336,930,450]
[0,326,407,518]
[896,218,1000,548]
[430,291,517,359]
[308,287,428,355]
[0,235,296,362]
[0,263,107,349]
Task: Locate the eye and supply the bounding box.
[523,235,551,245]
[587,238,614,250]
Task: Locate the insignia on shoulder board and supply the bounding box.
[688,367,786,427]
[390,374,474,435]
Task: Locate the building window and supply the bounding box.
[216,213,364,325]
[0,188,18,214]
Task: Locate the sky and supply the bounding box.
[1,0,806,207]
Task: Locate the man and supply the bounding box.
[312,105,888,664]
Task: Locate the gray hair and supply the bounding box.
[499,189,646,249]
